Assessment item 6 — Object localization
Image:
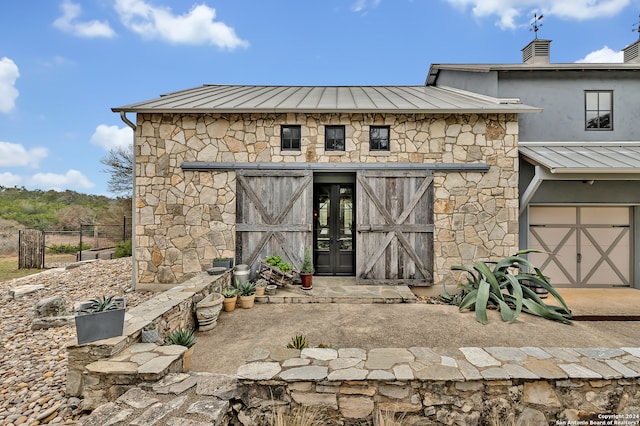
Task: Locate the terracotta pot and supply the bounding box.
[239,294,255,309]
[255,286,266,296]
[182,346,194,371]
[223,295,237,312]
[300,273,313,290]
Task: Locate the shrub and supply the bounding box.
[48,242,90,254]
[444,249,572,324]
[114,239,132,258]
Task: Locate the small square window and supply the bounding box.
[325,125,345,151]
[585,91,613,130]
[369,126,390,151]
[281,125,301,150]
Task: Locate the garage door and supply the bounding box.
[528,206,630,287]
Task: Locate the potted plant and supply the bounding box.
[74,295,126,344]
[254,278,268,296]
[222,288,238,312]
[299,247,314,290]
[195,292,224,331]
[164,328,196,371]
[141,321,159,343]
[237,281,256,309]
[212,257,234,270]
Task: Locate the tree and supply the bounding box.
[100,145,133,197]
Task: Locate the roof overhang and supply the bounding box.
[519,142,640,214]
[112,84,540,115]
[427,63,640,86]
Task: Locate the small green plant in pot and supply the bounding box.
[238,281,256,309]
[222,287,238,312]
[75,295,126,344]
[299,246,314,290]
[164,328,196,371]
[444,249,572,324]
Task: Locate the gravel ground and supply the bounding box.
[0,258,153,425]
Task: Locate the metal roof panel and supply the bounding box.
[112,84,540,114]
[520,143,640,173]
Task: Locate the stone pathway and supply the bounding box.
[0,259,154,425]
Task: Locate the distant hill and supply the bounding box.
[0,186,130,231]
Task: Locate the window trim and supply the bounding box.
[280,125,302,151]
[369,125,391,151]
[585,90,613,131]
[324,125,346,151]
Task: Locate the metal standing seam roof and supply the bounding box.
[519,143,640,173]
[426,63,640,85]
[111,84,541,114]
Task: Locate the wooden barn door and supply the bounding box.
[356,170,434,286]
[236,170,313,270]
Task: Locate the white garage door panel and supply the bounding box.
[529,207,630,287]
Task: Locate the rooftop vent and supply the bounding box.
[522,39,551,64]
[623,40,640,63]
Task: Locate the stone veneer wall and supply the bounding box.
[235,347,640,424]
[135,112,519,288]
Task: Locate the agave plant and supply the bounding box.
[286,334,308,350]
[221,288,237,298]
[238,281,256,297]
[79,295,121,313]
[444,250,572,324]
[164,328,196,348]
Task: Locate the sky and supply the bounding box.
[1,0,639,197]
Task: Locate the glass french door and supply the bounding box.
[314,183,355,275]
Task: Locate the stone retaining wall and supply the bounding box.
[235,346,640,424]
[66,271,231,409]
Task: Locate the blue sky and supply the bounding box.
[1,0,638,196]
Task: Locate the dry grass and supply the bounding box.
[372,409,406,426]
[271,406,324,426]
[0,254,76,282]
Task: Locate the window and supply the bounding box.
[585,91,613,130]
[325,126,345,151]
[281,125,301,150]
[369,126,390,151]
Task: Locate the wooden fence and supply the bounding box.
[18,229,45,269]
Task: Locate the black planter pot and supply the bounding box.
[212,258,234,270]
[74,298,126,344]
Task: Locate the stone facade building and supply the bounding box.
[114,86,538,291]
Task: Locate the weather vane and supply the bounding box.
[530,13,543,39]
[633,14,640,40]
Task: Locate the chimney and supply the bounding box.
[522,39,551,64]
[623,39,640,63]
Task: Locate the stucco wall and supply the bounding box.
[134,112,519,288]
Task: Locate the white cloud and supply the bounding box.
[576,46,624,63]
[53,0,116,38]
[0,57,19,114]
[443,0,630,29]
[0,141,48,168]
[90,124,133,151]
[0,172,22,187]
[115,0,249,49]
[28,170,94,191]
[352,0,382,13]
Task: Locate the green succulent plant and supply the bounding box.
[286,334,308,350]
[164,328,196,348]
[79,295,121,313]
[221,288,237,298]
[444,249,572,325]
[238,281,256,297]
